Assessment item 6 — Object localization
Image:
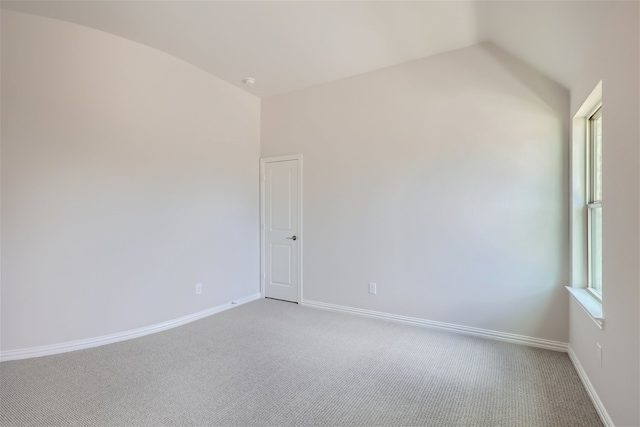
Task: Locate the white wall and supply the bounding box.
[262,43,570,342]
[568,3,640,426]
[0,11,261,351]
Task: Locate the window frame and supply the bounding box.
[586,105,602,301]
[568,81,603,329]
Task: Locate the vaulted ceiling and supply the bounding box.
[1,1,616,97]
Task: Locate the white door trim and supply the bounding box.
[260,154,303,303]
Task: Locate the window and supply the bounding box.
[586,106,602,299]
[568,82,603,328]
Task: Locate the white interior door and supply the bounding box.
[262,156,301,303]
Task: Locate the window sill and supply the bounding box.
[566,286,604,330]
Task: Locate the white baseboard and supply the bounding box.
[568,346,614,427]
[302,299,568,352]
[0,293,261,362]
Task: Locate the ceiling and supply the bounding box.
[1,1,616,98]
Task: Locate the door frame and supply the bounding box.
[260,154,303,303]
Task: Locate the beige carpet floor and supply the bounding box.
[1,298,602,426]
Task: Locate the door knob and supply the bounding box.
[286,235,297,241]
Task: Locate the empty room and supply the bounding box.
[1,1,639,426]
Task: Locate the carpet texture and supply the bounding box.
[1,298,602,426]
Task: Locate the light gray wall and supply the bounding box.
[1,11,261,351]
[568,2,640,426]
[262,43,570,342]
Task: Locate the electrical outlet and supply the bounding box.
[195,283,202,295]
[368,282,377,295]
[596,343,602,367]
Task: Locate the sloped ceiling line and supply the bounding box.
[1,1,616,97]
